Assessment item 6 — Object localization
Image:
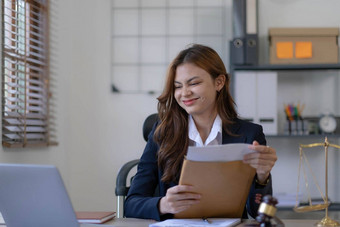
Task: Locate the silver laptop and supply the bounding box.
[0,163,102,227]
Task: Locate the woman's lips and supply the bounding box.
[183,98,199,106]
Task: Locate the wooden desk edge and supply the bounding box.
[103,218,335,227]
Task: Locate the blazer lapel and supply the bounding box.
[222,119,247,144]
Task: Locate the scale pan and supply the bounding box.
[294,203,330,213]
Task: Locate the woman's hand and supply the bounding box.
[243,141,277,184]
[159,185,201,215]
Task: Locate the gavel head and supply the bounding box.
[256,195,278,224]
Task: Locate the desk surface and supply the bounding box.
[102,218,337,227]
[0,218,337,227]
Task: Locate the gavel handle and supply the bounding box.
[273,216,285,227]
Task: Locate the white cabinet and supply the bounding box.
[234,71,278,135]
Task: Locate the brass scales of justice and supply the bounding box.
[294,137,340,226]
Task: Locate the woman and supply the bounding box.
[124,44,277,221]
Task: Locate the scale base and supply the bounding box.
[316,217,340,227]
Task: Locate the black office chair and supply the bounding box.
[115,113,159,218]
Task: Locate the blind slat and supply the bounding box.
[3,66,47,80]
[4,45,46,61]
[4,104,25,111]
[3,134,22,140]
[4,97,25,103]
[26,106,46,112]
[3,85,46,98]
[3,71,46,86]
[3,126,23,132]
[3,125,46,133]
[3,118,22,125]
[3,133,46,140]
[27,99,47,106]
[27,92,46,99]
[3,118,46,126]
[26,56,46,66]
[3,104,47,113]
[4,111,47,119]
[4,88,47,100]
[4,89,25,96]
[2,141,52,148]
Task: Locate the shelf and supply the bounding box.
[277,203,340,211]
[232,63,340,71]
[267,134,340,139]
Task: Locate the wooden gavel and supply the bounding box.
[243,195,285,227]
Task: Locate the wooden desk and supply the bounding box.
[102,218,337,227]
[240,219,331,227]
[1,218,337,227]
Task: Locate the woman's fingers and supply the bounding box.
[159,185,201,214]
[243,141,278,183]
[167,185,194,194]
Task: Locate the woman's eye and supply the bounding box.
[189,82,200,86]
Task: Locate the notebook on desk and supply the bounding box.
[0,163,109,227]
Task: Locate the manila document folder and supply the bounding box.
[174,144,256,219]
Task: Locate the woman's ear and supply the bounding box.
[215,74,226,91]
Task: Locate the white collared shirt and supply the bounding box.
[188,114,222,147]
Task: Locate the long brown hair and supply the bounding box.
[154,44,238,183]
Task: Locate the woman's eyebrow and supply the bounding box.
[174,76,199,84]
[187,76,199,83]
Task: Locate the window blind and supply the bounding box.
[1,0,56,148]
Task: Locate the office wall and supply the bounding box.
[47,0,159,210]
[0,0,339,212]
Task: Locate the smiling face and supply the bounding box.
[174,63,225,119]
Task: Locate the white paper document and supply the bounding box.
[186,143,255,162]
[149,218,241,227]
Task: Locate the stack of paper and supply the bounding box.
[186,143,255,162]
[150,218,241,227]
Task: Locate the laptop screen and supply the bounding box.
[0,163,80,227]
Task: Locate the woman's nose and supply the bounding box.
[182,86,191,96]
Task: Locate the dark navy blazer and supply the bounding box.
[124,118,272,221]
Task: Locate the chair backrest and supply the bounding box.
[115,113,158,218]
[143,113,159,141]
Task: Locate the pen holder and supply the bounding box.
[284,117,308,135]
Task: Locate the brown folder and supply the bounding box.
[174,159,256,219]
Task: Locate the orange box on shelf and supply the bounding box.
[269,27,339,64]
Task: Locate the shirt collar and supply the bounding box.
[188,114,222,147]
